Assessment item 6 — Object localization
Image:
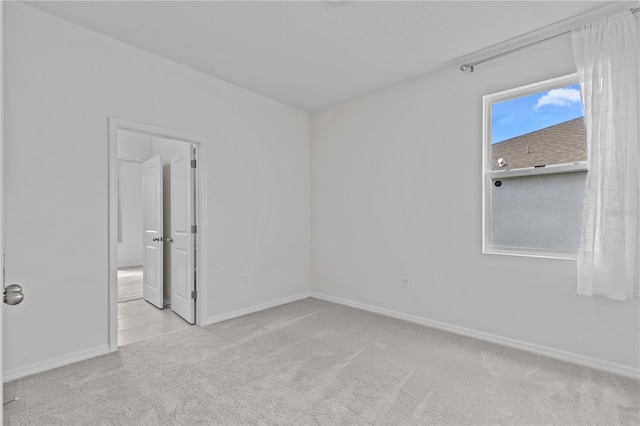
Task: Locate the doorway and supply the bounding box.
[108,119,207,351]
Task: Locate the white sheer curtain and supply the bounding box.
[572,11,640,300]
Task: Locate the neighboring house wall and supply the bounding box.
[489,118,587,252]
[490,171,586,251]
[311,26,639,370]
[3,2,310,374]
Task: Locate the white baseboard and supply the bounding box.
[310,292,640,380]
[117,262,142,269]
[205,292,312,325]
[3,344,110,383]
[6,293,636,382]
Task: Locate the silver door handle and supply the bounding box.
[163,237,173,243]
[4,284,24,306]
[152,237,161,242]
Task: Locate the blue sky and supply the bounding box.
[491,84,584,144]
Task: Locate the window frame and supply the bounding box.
[482,73,587,260]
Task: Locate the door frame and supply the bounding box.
[1,0,5,419]
[108,118,207,352]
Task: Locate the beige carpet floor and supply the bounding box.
[4,298,639,425]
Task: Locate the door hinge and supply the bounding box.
[191,225,197,233]
[191,159,197,168]
[191,290,197,300]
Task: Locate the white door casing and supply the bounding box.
[0,0,5,417]
[142,155,164,309]
[109,118,207,351]
[170,146,195,323]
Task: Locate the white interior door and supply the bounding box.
[142,155,164,308]
[170,146,195,323]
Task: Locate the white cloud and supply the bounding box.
[535,87,581,109]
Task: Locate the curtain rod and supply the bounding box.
[460,7,640,72]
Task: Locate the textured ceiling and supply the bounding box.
[27,1,638,112]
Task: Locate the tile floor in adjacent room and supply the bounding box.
[117,266,144,303]
[118,298,191,346]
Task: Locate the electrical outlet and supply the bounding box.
[402,277,409,289]
[242,274,248,285]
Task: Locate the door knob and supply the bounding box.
[163,237,173,243]
[152,237,161,242]
[4,284,24,306]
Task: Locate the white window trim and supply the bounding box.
[482,73,586,260]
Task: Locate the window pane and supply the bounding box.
[490,172,586,252]
[490,84,585,171]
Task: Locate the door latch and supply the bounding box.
[152,236,173,243]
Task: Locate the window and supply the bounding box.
[483,74,587,259]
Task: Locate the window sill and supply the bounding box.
[489,162,587,179]
[483,246,577,260]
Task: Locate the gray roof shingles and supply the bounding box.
[491,117,586,171]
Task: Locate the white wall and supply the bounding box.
[116,130,151,267]
[152,136,184,165]
[118,129,152,160]
[3,3,310,374]
[117,161,143,267]
[311,28,640,369]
